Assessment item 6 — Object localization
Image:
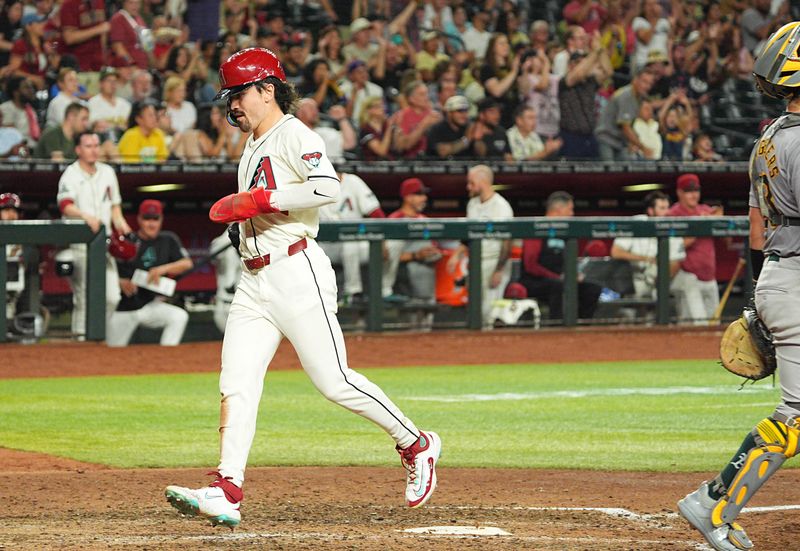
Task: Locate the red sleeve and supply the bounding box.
[522,239,560,279]
[11,38,26,56]
[109,13,126,43]
[60,0,79,28]
[367,208,386,218]
[562,2,580,23]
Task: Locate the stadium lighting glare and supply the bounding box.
[622,183,664,192]
[136,184,187,193]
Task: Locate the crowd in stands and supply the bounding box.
[0,0,798,164]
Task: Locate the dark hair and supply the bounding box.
[545,191,574,211]
[5,75,25,98]
[73,130,98,147]
[64,101,88,118]
[513,104,533,120]
[165,45,189,73]
[255,77,299,115]
[302,58,330,86]
[128,99,160,128]
[644,190,669,211]
[196,104,219,141]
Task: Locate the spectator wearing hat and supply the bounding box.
[668,174,721,325]
[394,80,443,159]
[60,0,109,73]
[0,76,41,147]
[416,31,450,83]
[339,59,383,125]
[107,199,193,347]
[382,178,441,314]
[88,67,132,143]
[46,67,86,128]
[109,0,151,70]
[118,100,168,163]
[469,97,512,160]
[426,95,473,158]
[595,69,656,161]
[343,17,379,68]
[2,12,49,90]
[643,49,673,109]
[507,104,562,161]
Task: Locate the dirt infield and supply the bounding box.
[3,328,797,550]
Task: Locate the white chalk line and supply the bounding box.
[406,385,776,403]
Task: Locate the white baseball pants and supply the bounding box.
[217,238,420,487]
[68,245,121,337]
[671,269,719,325]
[106,300,189,347]
[480,257,511,329]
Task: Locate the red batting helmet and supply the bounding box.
[0,192,21,209]
[108,230,139,261]
[214,47,286,101]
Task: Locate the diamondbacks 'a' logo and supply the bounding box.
[249,156,277,190]
[301,152,322,168]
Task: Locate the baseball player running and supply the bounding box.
[679,23,800,551]
[165,48,441,528]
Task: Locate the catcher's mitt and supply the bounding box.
[719,306,777,381]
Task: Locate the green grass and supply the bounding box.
[0,360,783,472]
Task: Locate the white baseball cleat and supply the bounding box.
[397,431,442,508]
[165,472,242,528]
[678,482,753,551]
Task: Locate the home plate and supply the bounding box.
[402,526,512,536]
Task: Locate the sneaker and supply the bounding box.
[165,471,243,528]
[397,431,442,508]
[678,482,753,551]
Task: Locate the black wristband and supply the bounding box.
[750,248,764,282]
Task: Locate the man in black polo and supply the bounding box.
[470,97,512,160]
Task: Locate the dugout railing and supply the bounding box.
[0,220,106,343]
[316,216,751,331]
[1,216,750,340]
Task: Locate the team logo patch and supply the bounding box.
[301,152,322,168]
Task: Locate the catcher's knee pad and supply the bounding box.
[714,416,799,526]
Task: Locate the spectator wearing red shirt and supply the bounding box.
[667,173,720,324]
[519,191,601,322]
[109,0,150,69]
[61,0,109,72]
[5,13,49,90]
[382,178,442,309]
[393,80,442,159]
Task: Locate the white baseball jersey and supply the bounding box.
[88,94,132,129]
[57,161,122,235]
[613,214,686,292]
[319,172,380,222]
[236,114,338,258]
[466,192,514,259]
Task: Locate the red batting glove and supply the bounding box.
[209,187,279,223]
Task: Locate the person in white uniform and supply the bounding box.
[448,164,514,328]
[56,130,132,338]
[318,171,385,303]
[164,48,441,528]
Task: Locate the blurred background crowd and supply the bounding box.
[0,0,798,165]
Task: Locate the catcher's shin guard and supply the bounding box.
[713,417,799,525]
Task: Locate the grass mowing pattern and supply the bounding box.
[0,360,782,471]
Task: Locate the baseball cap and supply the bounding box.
[645,49,669,66]
[0,192,21,210]
[421,30,438,42]
[444,95,470,112]
[400,178,430,198]
[347,59,366,73]
[139,199,163,218]
[99,66,117,81]
[21,13,46,26]
[676,173,701,191]
[350,17,371,34]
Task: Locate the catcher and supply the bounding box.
[678,22,800,551]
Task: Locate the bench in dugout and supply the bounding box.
[579,257,661,321]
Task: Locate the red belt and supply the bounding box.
[243,238,307,271]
